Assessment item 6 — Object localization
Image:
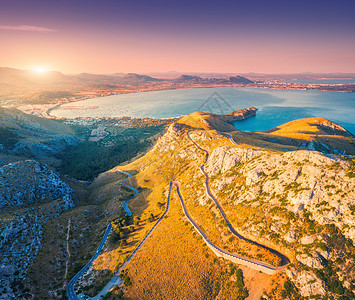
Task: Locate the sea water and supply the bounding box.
[51,87,355,134]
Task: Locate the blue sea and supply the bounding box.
[51,87,355,134]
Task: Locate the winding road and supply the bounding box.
[68,129,289,299]
[66,169,139,300]
[186,131,290,267]
[173,181,285,274]
[92,182,172,299]
[67,223,112,300]
[115,168,140,216]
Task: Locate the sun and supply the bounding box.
[33,67,47,73]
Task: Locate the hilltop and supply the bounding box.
[1,109,354,299]
[177,107,257,131]
[123,73,161,82]
[177,111,354,155]
[0,107,78,165]
[265,117,353,139]
[65,114,355,300]
[228,117,355,156]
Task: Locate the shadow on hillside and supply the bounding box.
[230,130,355,155]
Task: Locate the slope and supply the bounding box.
[229,117,355,155]
[98,117,355,300]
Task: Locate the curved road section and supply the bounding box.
[174,181,284,275]
[115,168,139,216]
[186,131,290,267]
[67,224,112,300]
[91,182,173,299]
[67,169,138,300]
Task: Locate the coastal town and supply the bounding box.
[1,67,354,118]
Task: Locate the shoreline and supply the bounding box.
[8,83,354,120]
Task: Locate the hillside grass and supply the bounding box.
[119,191,250,300]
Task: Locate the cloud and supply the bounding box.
[0,25,58,32]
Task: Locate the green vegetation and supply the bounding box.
[281,280,300,299]
[120,269,132,287]
[57,125,163,180]
[111,214,132,243]
[58,140,149,180]
[148,213,155,222]
[0,127,20,149]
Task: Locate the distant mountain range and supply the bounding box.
[1,67,354,110]
[173,74,253,84]
[0,67,257,107]
[0,67,255,85]
[1,67,355,84]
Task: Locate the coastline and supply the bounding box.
[4,81,352,119]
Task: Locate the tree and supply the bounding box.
[133,216,140,226]
[149,213,155,222]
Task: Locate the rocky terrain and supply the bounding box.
[0,107,354,299]
[0,160,76,299]
[100,117,355,299]
[0,107,78,163]
[200,137,355,297]
[0,160,76,212]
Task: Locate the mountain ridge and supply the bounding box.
[0,108,354,299]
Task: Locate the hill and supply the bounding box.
[124,73,161,82]
[173,75,203,82]
[69,115,355,300]
[173,74,254,85]
[265,117,353,139]
[227,76,254,84]
[228,117,355,156]
[177,107,257,131]
[0,159,76,299]
[0,107,78,163]
[0,67,68,85]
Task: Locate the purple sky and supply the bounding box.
[1,0,355,74]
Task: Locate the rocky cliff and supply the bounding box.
[200,136,355,298]
[0,160,76,299]
[139,123,355,299]
[0,107,79,160]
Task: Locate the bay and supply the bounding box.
[50,87,355,134]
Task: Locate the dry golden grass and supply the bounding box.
[264,117,351,139]
[178,163,282,267]
[230,119,355,155]
[177,111,236,131]
[121,191,253,300]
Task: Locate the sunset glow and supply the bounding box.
[33,67,46,73]
[0,0,354,74]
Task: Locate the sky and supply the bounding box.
[1,0,355,74]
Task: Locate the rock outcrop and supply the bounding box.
[204,143,354,298]
[0,107,79,159]
[0,160,76,212]
[0,160,76,298]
